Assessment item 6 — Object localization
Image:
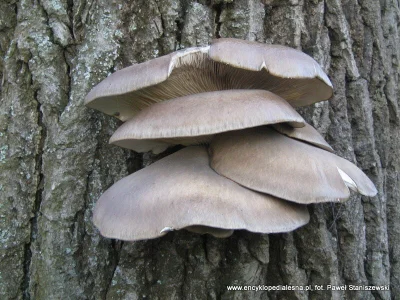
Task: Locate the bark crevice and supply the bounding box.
[22,88,46,300]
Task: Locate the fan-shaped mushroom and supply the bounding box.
[85,38,332,121]
[209,127,377,204]
[110,90,305,153]
[93,146,310,241]
[209,38,333,106]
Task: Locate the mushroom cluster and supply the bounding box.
[86,38,377,241]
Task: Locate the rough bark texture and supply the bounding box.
[0,0,399,299]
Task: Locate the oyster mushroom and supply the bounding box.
[93,146,310,241]
[109,89,305,153]
[209,127,377,204]
[85,38,332,121]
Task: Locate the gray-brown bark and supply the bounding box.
[0,0,399,299]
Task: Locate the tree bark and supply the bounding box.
[0,0,399,299]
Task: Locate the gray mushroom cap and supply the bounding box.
[85,38,332,121]
[110,90,305,154]
[272,122,334,152]
[210,38,333,106]
[93,146,310,241]
[209,127,377,204]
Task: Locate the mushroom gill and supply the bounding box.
[93,146,310,241]
[109,89,305,153]
[209,127,377,204]
[85,38,333,121]
[185,226,234,238]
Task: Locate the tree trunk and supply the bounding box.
[0,0,398,299]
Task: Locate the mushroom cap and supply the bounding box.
[272,123,334,152]
[85,47,210,121]
[85,39,332,121]
[110,90,305,153]
[93,146,310,241]
[209,127,377,204]
[210,38,333,106]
